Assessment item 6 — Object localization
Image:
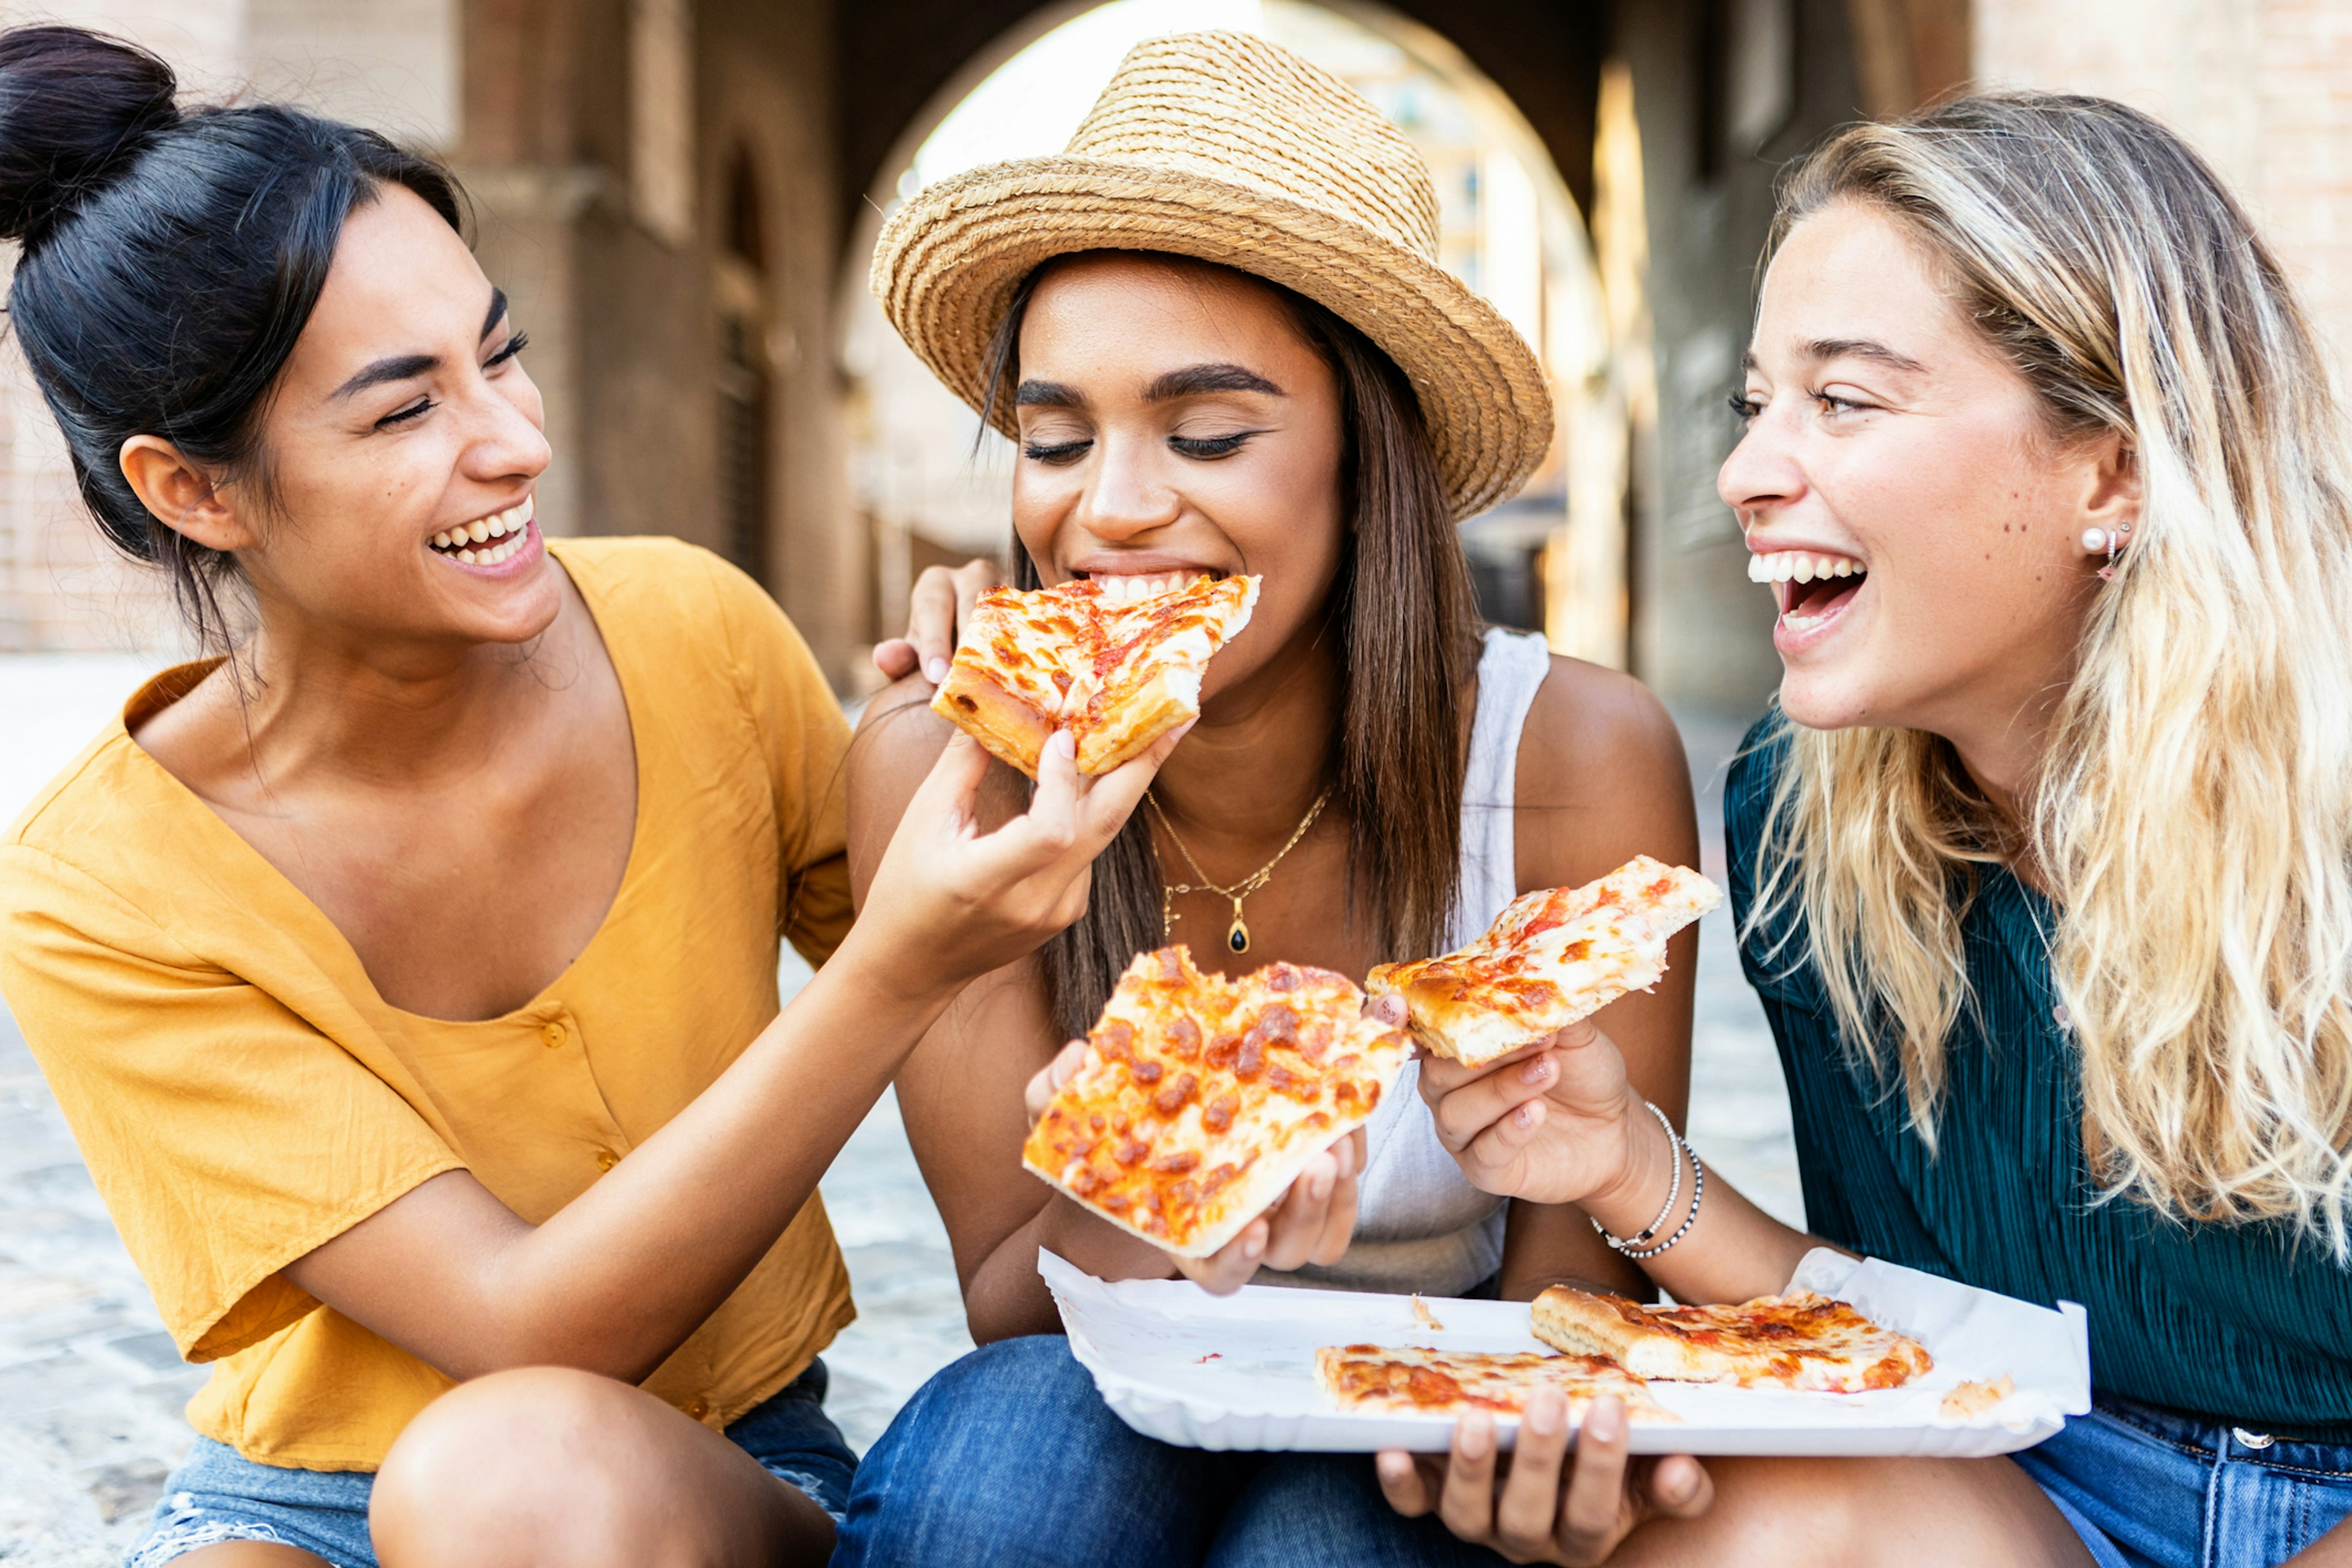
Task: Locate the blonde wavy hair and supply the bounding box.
[1752,92,2352,1254]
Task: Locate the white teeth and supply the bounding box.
[466,519,489,543]
[486,517,508,539]
[1748,550,1864,586]
[432,531,452,549]
[1091,570,1205,603]
[457,549,477,564]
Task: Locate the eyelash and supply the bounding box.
[1726,390,1873,422]
[375,332,532,429]
[1019,432,1257,465]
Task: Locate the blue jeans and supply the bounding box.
[2014,1394,2352,1568]
[127,1361,857,1568]
[835,1335,1504,1567]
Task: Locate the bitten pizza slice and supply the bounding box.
[1531,1286,1934,1393]
[1316,1345,1676,1420]
[1021,946,1411,1258]
[930,573,1259,777]
[1366,856,1722,1066]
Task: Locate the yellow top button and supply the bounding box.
[594,1148,619,1172]
[684,1396,710,1420]
[540,1021,567,1049]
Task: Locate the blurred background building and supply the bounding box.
[1,0,2345,715]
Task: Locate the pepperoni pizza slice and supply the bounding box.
[1366,856,1722,1066]
[1316,1344,1676,1420]
[1021,945,1411,1258]
[931,573,1259,777]
[1531,1286,1934,1393]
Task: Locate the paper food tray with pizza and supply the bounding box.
[1039,1248,2090,1458]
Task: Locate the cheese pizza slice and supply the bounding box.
[930,573,1259,777]
[1531,1286,1934,1393]
[1366,856,1722,1066]
[1021,946,1411,1258]
[1316,1344,1676,1420]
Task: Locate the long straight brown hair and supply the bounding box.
[981,253,1482,1041]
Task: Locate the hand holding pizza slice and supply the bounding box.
[1368,856,1721,1068]
[1021,946,1411,1286]
[932,573,1260,777]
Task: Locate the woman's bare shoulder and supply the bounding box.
[1512,654,1700,889]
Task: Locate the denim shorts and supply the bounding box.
[2012,1393,2352,1568]
[127,1360,857,1568]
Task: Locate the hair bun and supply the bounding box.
[0,26,179,247]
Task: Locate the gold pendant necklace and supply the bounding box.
[1148,785,1332,956]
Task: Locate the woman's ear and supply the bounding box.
[118,435,254,553]
[2076,434,2141,539]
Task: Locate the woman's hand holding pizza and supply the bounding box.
[1023,1039,1365,1294]
[1376,1390,1713,1565]
[1419,1019,1664,1215]
[856,722,1185,996]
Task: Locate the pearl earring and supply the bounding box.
[2086,521,2133,582]
[2080,527,2108,554]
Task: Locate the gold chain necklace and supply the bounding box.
[1147,785,1332,956]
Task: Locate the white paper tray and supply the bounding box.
[1041,1247,2090,1457]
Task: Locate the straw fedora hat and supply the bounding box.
[870,29,1553,521]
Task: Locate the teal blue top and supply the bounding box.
[1727,717,2352,1440]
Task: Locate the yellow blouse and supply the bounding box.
[0,537,856,1471]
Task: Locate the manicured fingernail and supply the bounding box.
[1528,1396,1564,1437]
[1378,1452,1411,1483]
[1243,1229,1264,1260]
[1460,1415,1493,1461]
[1588,1398,1623,1442]
[925,657,949,684]
[1313,1170,1334,1200]
[1514,1104,1536,1129]
[1521,1055,1553,1085]
[1051,729,1076,757]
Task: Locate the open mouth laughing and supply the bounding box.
[1749,548,1866,634]
[430,494,536,567]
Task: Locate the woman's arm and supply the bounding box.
[850,679,1360,1341]
[282,724,1175,1383]
[1497,657,1703,1302]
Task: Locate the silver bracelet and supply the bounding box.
[1591,1101,1683,1253]
[1619,1140,1704,1262]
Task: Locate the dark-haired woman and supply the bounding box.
[0,26,1177,1568]
[835,33,1711,1566]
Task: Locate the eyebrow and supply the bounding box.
[1014,379,1085,410]
[1143,363,1284,401]
[331,287,513,401]
[1789,337,1930,375]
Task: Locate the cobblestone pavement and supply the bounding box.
[0,657,1795,1562]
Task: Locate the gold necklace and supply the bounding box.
[1147,785,1332,956]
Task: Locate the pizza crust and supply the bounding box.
[1021,946,1410,1259]
[932,660,1059,777]
[1368,856,1722,1066]
[1531,1286,1935,1393]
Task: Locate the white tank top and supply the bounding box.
[1257,626,1552,1295]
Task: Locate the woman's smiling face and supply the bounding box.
[1722,201,2130,748]
[1010,252,1347,699]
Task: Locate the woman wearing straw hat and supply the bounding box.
[841,31,1714,1566]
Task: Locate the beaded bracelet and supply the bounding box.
[1590,1101,1704,1261]
[1619,1142,1703,1262]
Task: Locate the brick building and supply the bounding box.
[0,0,2343,714]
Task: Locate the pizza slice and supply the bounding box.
[1531,1286,1934,1393]
[1366,856,1722,1066]
[930,573,1259,777]
[1316,1344,1676,1420]
[1021,945,1411,1258]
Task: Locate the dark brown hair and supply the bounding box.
[981,254,1480,1040]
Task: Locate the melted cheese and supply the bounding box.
[1022,946,1409,1257]
[1315,1344,1672,1419]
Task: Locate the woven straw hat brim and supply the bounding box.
[872,154,1555,522]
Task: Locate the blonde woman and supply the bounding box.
[1406,92,2352,1566]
